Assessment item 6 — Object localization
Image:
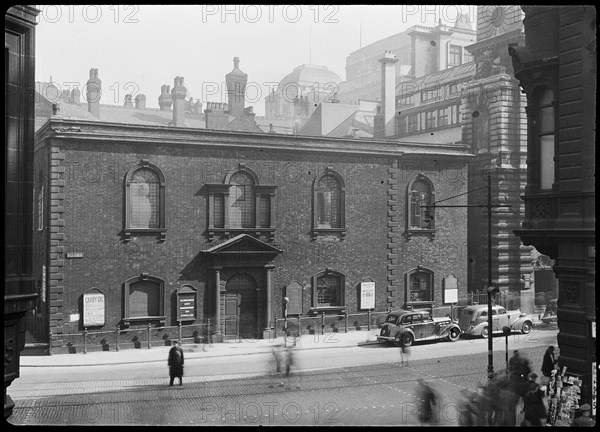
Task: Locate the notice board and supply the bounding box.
[83,292,105,327]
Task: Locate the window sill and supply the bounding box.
[309,306,347,315]
[122,316,166,328]
[311,228,346,241]
[124,229,166,242]
[208,228,275,242]
[405,229,436,240]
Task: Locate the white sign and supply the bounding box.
[69,313,80,322]
[83,292,105,327]
[444,274,458,304]
[360,282,375,310]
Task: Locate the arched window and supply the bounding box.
[406,267,434,303]
[229,170,255,228]
[123,274,165,326]
[205,164,277,241]
[407,175,435,232]
[537,89,555,190]
[312,168,346,240]
[311,269,345,309]
[124,161,166,241]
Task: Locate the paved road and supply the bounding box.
[7,328,558,426]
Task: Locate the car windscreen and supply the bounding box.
[385,315,399,324]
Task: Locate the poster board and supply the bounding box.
[177,286,197,321]
[83,292,105,327]
[443,274,458,304]
[360,282,375,310]
[285,281,302,315]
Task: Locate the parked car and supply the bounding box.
[458,305,534,338]
[377,309,461,347]
[541,299,558,324]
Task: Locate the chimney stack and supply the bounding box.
[135,94,146,109]
[71,87,81,104]
[124,94,134,108]
[171,76,187,127]
[86,68,101,117]
[378,51,399,137]
[158,85,172,111]
[225,57,247,117]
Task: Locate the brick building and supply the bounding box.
[31,57,473,352]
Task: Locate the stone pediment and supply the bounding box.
[203,234,282,255]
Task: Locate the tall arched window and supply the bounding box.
[311,269,345,309]
[229,170,255,228]
[408,175,435,231]
[537,89,555,190]
[312,168,345,240]
[124,161,166,241]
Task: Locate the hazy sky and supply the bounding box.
[35,4,478,116]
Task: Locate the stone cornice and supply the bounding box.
[36,118,473,159]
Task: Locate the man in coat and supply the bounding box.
[168,340,184,386]
[541,345,557,378]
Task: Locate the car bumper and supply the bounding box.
[377,336,395,343]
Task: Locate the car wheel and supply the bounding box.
[401,333,414,348]
[448,327,460,342]
[521,321,532,334]
[481,326,489,338]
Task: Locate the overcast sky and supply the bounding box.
[35,4,478,116]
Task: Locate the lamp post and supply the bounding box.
[422,173,509,380]
[283,297,289,347]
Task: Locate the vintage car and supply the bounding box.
[541,299,558,325]
[377,309,461,347]
[458,304,534,338]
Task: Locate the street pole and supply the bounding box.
[487,173,494,380]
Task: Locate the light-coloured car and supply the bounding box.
[377,309,461,347]
[458,304,534,338]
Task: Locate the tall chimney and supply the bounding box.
[158,85,172,111]
[86,68,101,117]
[378,51,399,137]
[171,76,187,127]
[225,56,247,117]
[71,87,81,105]
[124,94,133,108]
[135,94,146,109]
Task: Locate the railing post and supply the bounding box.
[274,315,278,338]
[147,323,151,349]
[178,321,182,343]
[321,312,325,336]
[297,315,301,336]
[367,309,371,331]
[83,327,87,354]
[48,329,53,356]
[115,325,119,352]
[344,310,348,333]
[207,318,211,344]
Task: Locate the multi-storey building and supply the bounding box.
[509,5,596,410]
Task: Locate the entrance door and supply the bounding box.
[223,273,257,339]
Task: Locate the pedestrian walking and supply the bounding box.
[541,345,557,378]
[284,346,294,377]
[399,336,411,366]
[508,349,531,397]
[415,378,438,425]
[572,404,595,427]
[521,381,546,426]
[168,340,184,386]
[272,344,283,373]
[457,389,475,426]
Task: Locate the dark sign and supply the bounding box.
[177,286,197,321]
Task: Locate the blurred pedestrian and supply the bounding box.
[526,372,539,392]
[522,381,546,426]
[572,404,595,427]
[168,340,184,386]
[284,346,294,377]
[508,349,531,397]
[415,378,438,425]
[399,336,411,366]
[458,388,476,426]
[494,375,520,426]
[541,345,557,378]
[272,344,283,373]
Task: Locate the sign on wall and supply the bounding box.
[177,286,197,321]
[285,281,303,315]
[443,274,458,304]
[83,292,105,327]
[360,281,375,310]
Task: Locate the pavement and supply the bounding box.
[20,329,383,367]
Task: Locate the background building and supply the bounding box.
[509,5,596,411]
